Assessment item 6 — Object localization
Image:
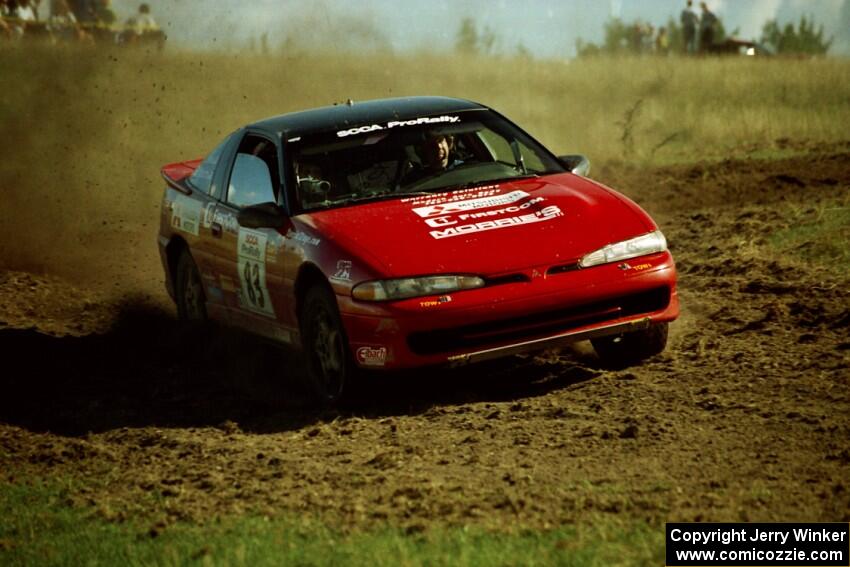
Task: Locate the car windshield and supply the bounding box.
[288,109,565,212]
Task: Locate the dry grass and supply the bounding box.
[1,46,848,274]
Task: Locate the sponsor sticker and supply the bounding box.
[424,197,546,228]
[287,230,321,247]
[429,205,563,239]
[171,195,202,236]
[337,115,460,138]
[212,209,239,234]
[237,228,275,317]
[419,296,452,308]
[331,260,352,282]
[400,185,500,205]
[412,190,531,218]
[356,346,388,367]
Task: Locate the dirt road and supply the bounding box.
[1,147,848,532]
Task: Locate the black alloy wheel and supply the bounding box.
[301,285,350,405]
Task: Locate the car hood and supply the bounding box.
[301,173,656,277]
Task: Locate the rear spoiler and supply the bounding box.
[161,159,202,195]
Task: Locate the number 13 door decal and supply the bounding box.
[237,228,275,317]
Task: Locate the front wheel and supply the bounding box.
[591,322,668,367]
[300,285,352,405]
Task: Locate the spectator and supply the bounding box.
[699,2,718,53]
[655,26,670,55]
[125,2,157,34]
[680,0,698,54]
[4,0,36,38]
[0,16,12,40]
[48,0,81,41]
[93,0,112,25]
[13,0,37,21]
[642,23,655,53]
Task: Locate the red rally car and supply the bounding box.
[158,97,678,403]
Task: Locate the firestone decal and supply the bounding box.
[424,197,545,228]
[237,228,275,317]
[337,115,460,138]
[212,209,239,235]
[171,195,202,236]
[356,346,388,367]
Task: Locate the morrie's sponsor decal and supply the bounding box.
[356,346,388,367]
[337,115,460,138]
[412,190,531,218]
[430,205,563,239]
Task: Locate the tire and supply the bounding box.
[175,249,207,322]
[300,285,352,405]
[591,322,668,367]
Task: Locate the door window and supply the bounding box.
[226,135,280,208]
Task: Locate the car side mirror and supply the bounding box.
[237,202,287,229]
[559,154,591,177]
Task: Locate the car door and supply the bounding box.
[216,131,293,344]
[176,131,239,321]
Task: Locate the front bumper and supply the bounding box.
[338,251,679,370]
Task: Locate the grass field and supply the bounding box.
[0,482,661,566]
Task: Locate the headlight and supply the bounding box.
[579,230,667,268]
[352,275,485,301]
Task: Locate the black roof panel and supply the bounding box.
[250,96,487,138]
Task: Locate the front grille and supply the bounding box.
[408,286,670,355]
[485,273,531,286]
[547,262,581,276]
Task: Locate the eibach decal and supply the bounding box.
[336,115,460,138]
[237,228,275,317]
[356,346,387,367]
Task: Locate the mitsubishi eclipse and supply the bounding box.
[158,96,679,404]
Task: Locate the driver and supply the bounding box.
[401,133,461,186]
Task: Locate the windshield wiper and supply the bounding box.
[510,140,528,174]
[449,174,539,192]
[345,191,434,205]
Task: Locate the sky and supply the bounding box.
[111,0,850,56]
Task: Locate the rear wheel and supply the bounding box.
[300,285,352,405]
[591,322,668,367]
[175,249,207,322]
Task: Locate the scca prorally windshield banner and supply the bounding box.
[337,115,460,138]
